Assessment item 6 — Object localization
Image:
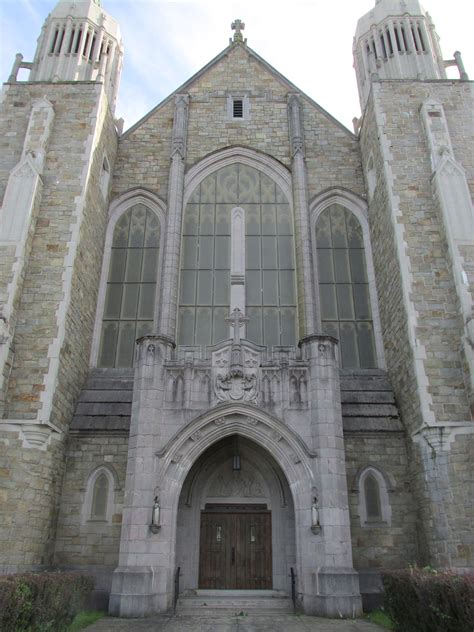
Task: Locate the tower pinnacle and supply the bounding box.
[9,0,123,112]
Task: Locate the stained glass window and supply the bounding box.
[178,164,297,347]
[316,204,376,368]
[98,204,160,367]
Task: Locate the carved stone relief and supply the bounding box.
[207,469,266,499]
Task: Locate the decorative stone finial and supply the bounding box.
[225,308,249,345]
[231,19,246,43]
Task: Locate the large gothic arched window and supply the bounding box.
[315,204,376,368]
[179,164,297,347]
[98,204,160,367]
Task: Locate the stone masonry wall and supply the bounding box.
[112,44,363,209]
[345,431,418,570]
[3,82,117,427]
[0,81,118,570]
[0,428,64,572]
[360,79,473,569]
[53,434,128,592]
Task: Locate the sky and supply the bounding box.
[1,0,473,132]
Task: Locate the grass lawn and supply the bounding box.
[68,611,105,631]
[365,609,395,629]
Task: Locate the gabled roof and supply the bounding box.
[122,41,355,139]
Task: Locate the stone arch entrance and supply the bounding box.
[175,435,296,592]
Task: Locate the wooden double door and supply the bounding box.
[198,505,272,589]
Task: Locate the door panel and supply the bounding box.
[199,509,272,589]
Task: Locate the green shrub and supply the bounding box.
[0,572,94,632]
[383,568,474,632]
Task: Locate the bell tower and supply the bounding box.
[10,0,123,111]
[353,0,455,110]
[0,0,122,573]
[356,0,473,574]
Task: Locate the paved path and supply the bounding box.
[86,613,384,631]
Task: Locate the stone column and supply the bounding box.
[287,94,316,337]
[298,334,362,617]
[109,334,176,616]
[158,94,190,341]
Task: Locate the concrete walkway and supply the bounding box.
[86,613,385,631]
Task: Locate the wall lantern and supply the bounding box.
[150,496,161,533]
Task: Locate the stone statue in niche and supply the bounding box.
[209,472,265,498]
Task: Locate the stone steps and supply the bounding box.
[176,589,293,615]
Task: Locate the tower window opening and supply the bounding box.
[394,27,402,52]
[371,38,377,59]
[233,99,244,118]
[99,42,104,60]
[83,31,91,57]
[380,34,388,59]
[75,29,83,54]
[90,34,97,61]
[386,29,394,55]
[57,27,66,53]
[411,26,419,52]
[68,28,76,54]
[50,28,59,54]
[106,44,111,55]
[401,27,408,51]
[418,26,426,52]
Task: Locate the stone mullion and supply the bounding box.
[158,94,189,342]
[287,94,316,338]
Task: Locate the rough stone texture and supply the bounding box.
[0,427,64,572]
[112,44,361,208]
[360,79,474,570]
[53,433,128,596]
[0,80,118,570]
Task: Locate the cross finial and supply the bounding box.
[225,308,249,344]
[231,19,245,43]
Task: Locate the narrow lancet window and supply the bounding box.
[316,204,376,368]
[98,205,160,367]
[91,473,109,520]
[364,473,382,520]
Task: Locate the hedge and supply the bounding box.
[383,568,474,632]
[0,572,94,632]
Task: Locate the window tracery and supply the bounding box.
[315,203,376,368]
[98,204,160,367]
[178,163,296,347]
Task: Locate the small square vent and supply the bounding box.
[233,99,244,118]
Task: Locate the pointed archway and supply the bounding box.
[175,435,296,592]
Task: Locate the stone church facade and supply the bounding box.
[0,0,472,618]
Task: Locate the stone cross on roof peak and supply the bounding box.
[231,19,246,44]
